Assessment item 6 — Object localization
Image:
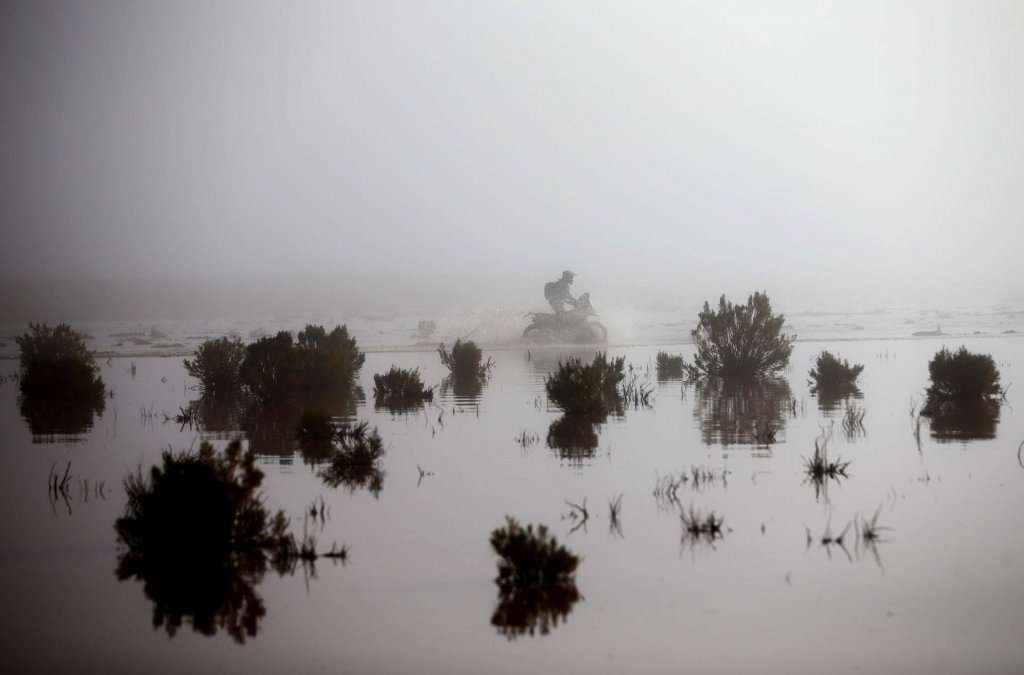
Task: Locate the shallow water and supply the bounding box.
[1,336,1023,674]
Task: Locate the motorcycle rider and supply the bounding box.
[544,270,577,315]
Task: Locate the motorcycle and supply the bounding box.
[522,292,608,343]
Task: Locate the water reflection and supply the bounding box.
[926,400,1001,442]
[19,392,106,440]
[547,414,601,463]
[693,377,792,446]
[190,389,363,458]
[491,583,582,640]
[117,547,272,643]
[812,383,863,414]
[439,373,484,403]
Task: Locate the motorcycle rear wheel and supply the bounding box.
[522,324,544,339]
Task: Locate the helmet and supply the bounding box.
[561,270,576,280]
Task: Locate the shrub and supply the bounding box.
[239,331,302,405]
[923,346,1002,409]
[238,325,364,405]
[16,322,105,401]
[114,440,292,642]
[295,324,365,390]
[808,351,863,389]
[116,440,289,561]
[438,339,493,378]
[686,292,794,378]
[373,366,434,411]
[545,352,625,416]
[184,337,246,396]
[656,351,685,379]
[490,517,579,588]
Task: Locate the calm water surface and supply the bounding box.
[1,333,1023,674]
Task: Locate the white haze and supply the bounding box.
[2,1,1023,320]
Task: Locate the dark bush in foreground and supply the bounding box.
[491,516,579,588]
[114,440,292,642]
[16,323,105,401]
[373,366,434,411]
[922,346,1002,413]
[184,336,246,396]
[438,339,493,378]
[656,351,685,379]
[808,351,863,389]
[686,292,794,379]
[545,352,625,416]
[116,440,289,563]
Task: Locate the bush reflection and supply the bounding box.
[693,377,792,446]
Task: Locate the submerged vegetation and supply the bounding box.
[920,346,1003,440]
[373,366,434,411]
[489,519,582,638]
[238,325,364,405]
[183,336,246,396]
[491,517,579,588]
[809,351,864,389]
[438,339,494,378]
[685,292,794,379]
[16,322,105,401]
[545,352,625,416]
[16,323,106,437]
[922,346,1002,411]
[655,351,686,379]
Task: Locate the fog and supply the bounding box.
[2,1,1023,321]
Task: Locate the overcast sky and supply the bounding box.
[2,1,1022,307]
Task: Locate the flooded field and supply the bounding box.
[2,334,1023,674]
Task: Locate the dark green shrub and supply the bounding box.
[545,352,625,415]
[686,292,794,378]
[656,351,685,379]
[114,440,292,643]
[238,325,364,405]
[490,517,579,588]
[808,351,863,389]
[923,346,1002,409]
[184,336,246,396]
[438,339,493,378]
[373,366,434,411]
[16,322,105,401]
[295,324,365,390]
[116,440,289,561]
[239,331,301,405]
